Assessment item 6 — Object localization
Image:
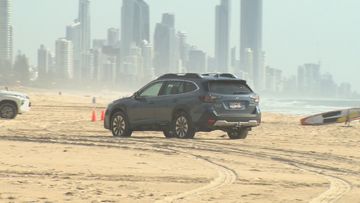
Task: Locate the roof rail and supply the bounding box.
[158,73,202,79]
[201,73,237,79]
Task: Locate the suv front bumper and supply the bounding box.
[104,109,111,130]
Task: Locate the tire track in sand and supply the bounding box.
[294,165,352,203]
[309,175,351,203]
[0,135,352,202]
[166,141,353,203]
[156,148,237,203]
[0,136,237,202]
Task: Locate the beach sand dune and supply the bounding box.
[0,90,359,202]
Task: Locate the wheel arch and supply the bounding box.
[172,105,190,119]
[110,106,127,121]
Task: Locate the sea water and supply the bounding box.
[260,98,360,115]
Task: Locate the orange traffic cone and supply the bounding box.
[101,110,105,121]
[91,110,97,122]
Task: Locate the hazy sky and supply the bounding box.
[13,0,360,91]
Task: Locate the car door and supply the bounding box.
[127,81,165,126]
[155,81,184,123]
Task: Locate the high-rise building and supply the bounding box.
[242,48,253,79]
[154,13,178,76]
[37,45,51,80]
[141,40,154,82]
[93,39,106,49]
[338,83,352,98]
[215,0,230,73]
[240,0,262,58]
[107,28,120,47]
[265,66,283,93]
[230,47,237,73]
[207,56,216,73]
[257,51,266,91]
[121,0,149,57]
[78,0,91,52]
[320,73,338,98]
[188,48,206,73]
[297,63,321,95]
[240,0,263,89]
[0,0,12,65]
[66,20,81,79]
[177,31,189,71]
[78,0,91,80]
[55,38,74,80]
[121,44,144,87]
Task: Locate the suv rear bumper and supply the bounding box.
[194,108,261,131]
[213,120,259,127]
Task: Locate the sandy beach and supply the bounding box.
[0,89,359,203]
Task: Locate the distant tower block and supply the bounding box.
[121,0,150,57]
[240,0,263,90]
[215,0,231,73]
[0,0,13,65]
[55,38,74,80]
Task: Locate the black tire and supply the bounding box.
[0,102,18,119]
[163,130,175,138]
[227,128,249,140]
[171,112,196,139]
[111,111,132,137]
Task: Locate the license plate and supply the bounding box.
[229,102,242,109]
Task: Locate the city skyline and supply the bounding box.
[2,0,360,94]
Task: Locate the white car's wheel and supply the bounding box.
[0,102,18,119]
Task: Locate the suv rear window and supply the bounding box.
[208,81,252,95]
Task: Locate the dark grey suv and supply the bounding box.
[104,73,261,139]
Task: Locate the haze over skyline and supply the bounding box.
[12,0,360,91]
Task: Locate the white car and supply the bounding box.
[0,90,31,119]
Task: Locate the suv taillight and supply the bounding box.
[250,95,260,104]
[199,95,218,103]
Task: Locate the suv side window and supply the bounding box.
[182,82,197,93]
[160,81,197,95]
[161,81,183,96]
[139,82,164,97]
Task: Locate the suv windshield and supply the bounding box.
[208,81,252,95]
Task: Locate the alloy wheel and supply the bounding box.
[0,106,15,119]
[112,115,126,136]
[176,116,189,138]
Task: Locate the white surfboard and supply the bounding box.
[301,108,360,126]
